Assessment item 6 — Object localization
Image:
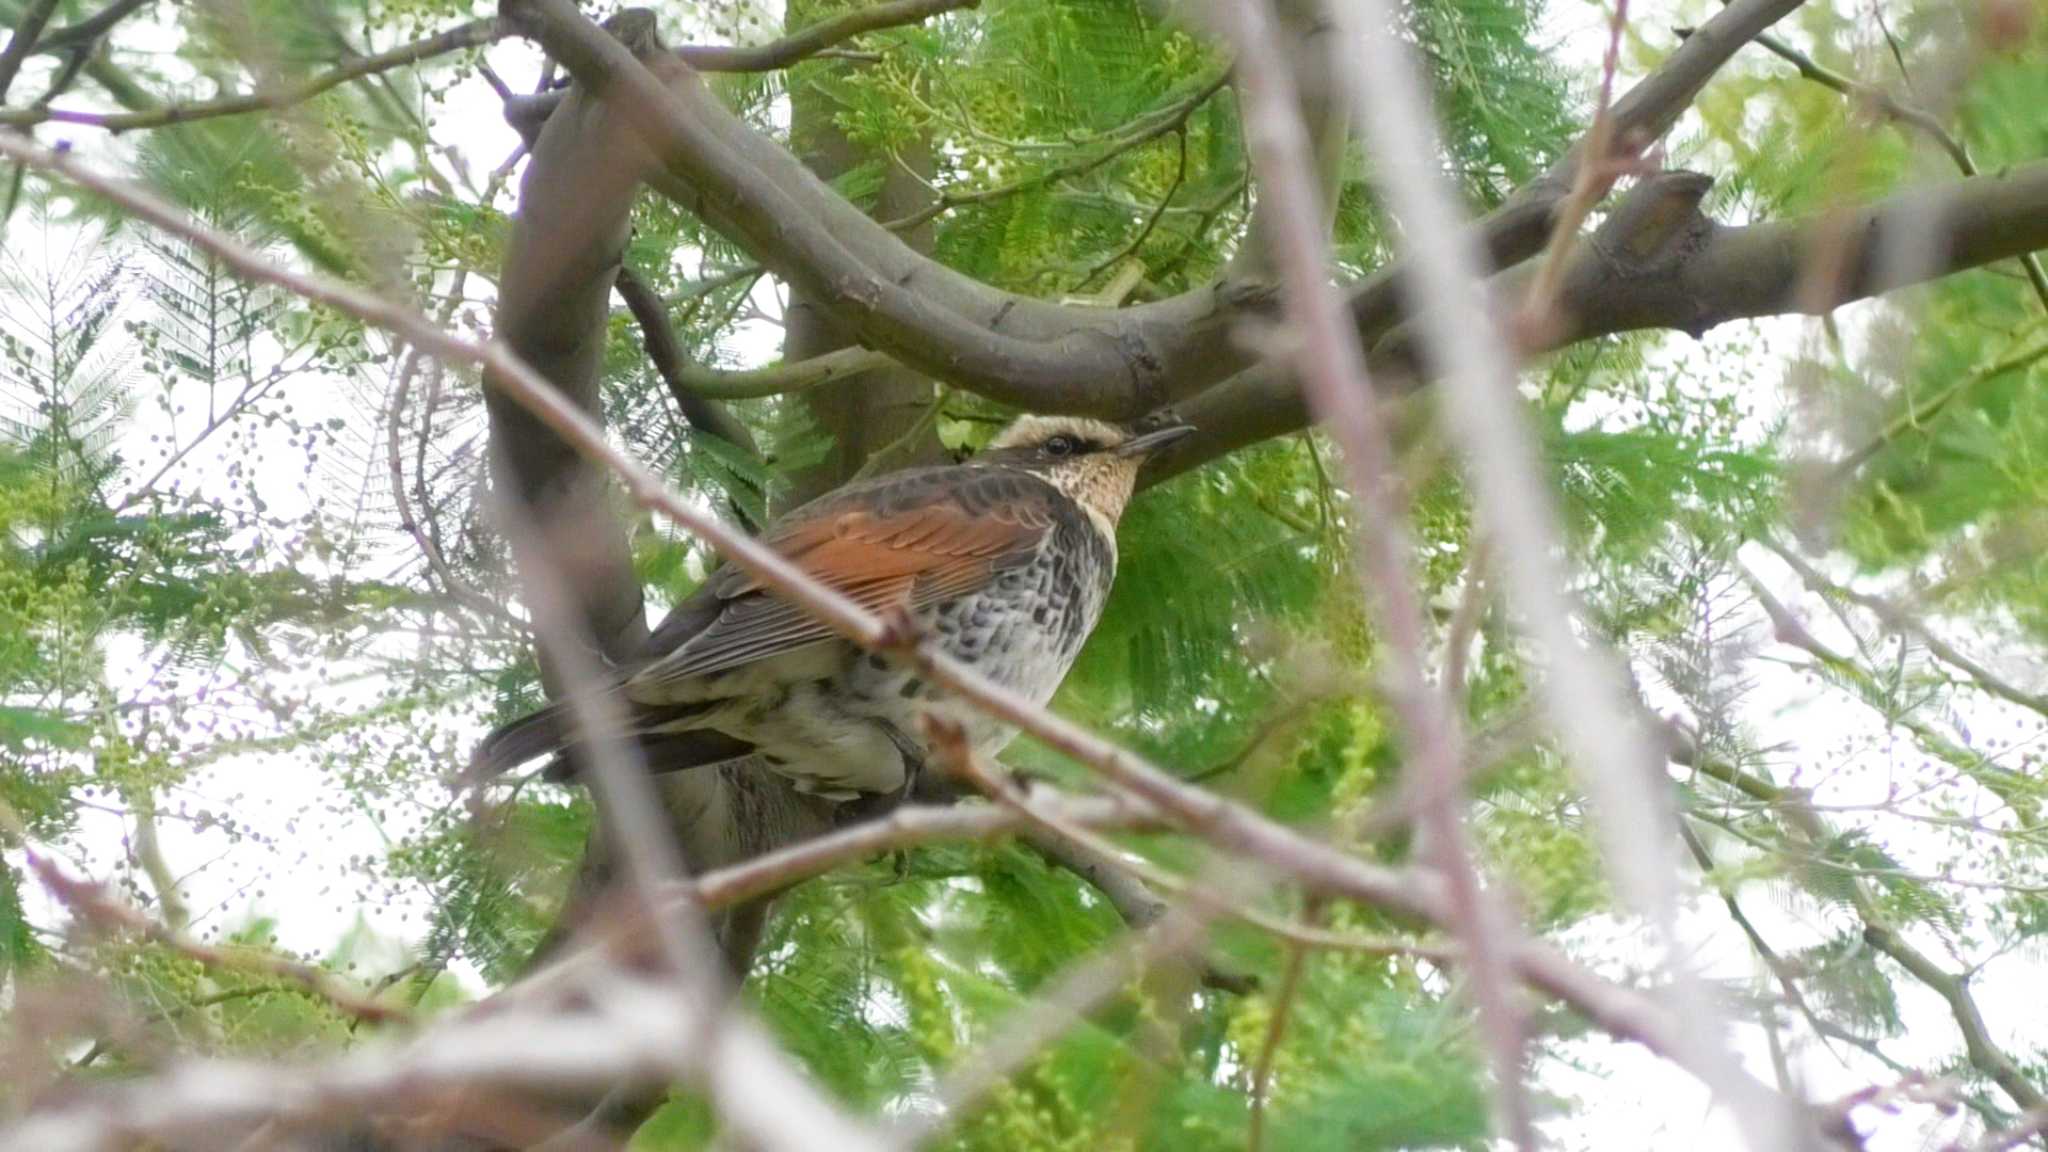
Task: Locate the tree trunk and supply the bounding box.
[781,0,946,507]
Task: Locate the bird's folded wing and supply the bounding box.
[626,472,1056,697]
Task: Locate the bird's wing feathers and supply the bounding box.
[627,469,1058,696]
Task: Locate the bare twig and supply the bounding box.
[1733,27,2048,311]
[1670,722,2048,1119]
[0,0,60,102]
[613,262,760,455]
[1211,0,1536,1144]
[1518,0,1640,336]
[673,794,1162,913]
[1246,898,1320,1152]
[678,0,978,72]
[928,714,1445,962]
[23,849,411,1025]
[1758,537,2048,721]
[26,0,150,57]
[0,18,507,131]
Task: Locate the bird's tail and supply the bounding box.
[467,698,751,786]
[468,702,575,784]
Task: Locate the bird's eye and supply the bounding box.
[1043,434,1079,457]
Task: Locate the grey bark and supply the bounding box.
[502,0,1811,418]
[781,0,947,506]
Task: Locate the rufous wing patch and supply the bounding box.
[627,494,1051,696]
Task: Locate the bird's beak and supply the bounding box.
[1114,423,1197,458]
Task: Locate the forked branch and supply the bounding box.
[0,128,1789,1120]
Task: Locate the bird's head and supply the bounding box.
[980,414,1195,532]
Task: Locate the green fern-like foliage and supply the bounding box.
[2,0,2046,1145]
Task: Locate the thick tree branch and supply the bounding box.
[1342,0,1808,344]
[492,0,1807,422]
[1547,162,2048,342]
[480,13,659,666]
[1151,161,2048,486]
[506,0,1249,418]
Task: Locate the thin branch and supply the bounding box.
[1735,27,2048,311]
[1324,0,1810,1147]
[0,0,59,102]
[6,964,782,1151]
[1689,808,2048,896]
[385,321,525,628]
[675,342,893,402]
[672,794,1161,912]
[613,262,760,455]
[1441,538,1491,704]
[495,483,888,1151]
[1670,723,2048,1117]
[884,71,1227,234]
[1826,336,2048,480]
[1344,0,1811,348]
[1215,1,1537,1145]
[22,849,411,1025]
[917,899,1217,1142]
[929,714,1442,964]
[1971,1108,2048,1152]
[1518,0,1638,335]
[1246,898,1319,1152]
[30,0,151,57]
[0,17,506,131]
[1682,824,1923,1079]
[678,0,977,72]
[1077,125,1189,289]
[1028,833,1261,994]
[1759,537,2048,722]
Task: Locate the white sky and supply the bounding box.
[3,2,2044,1149]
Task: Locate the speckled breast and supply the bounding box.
[843,517,1117,751]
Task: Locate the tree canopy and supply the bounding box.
[0,0,2045,1149]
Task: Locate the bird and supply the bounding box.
[469,413,1195,803]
